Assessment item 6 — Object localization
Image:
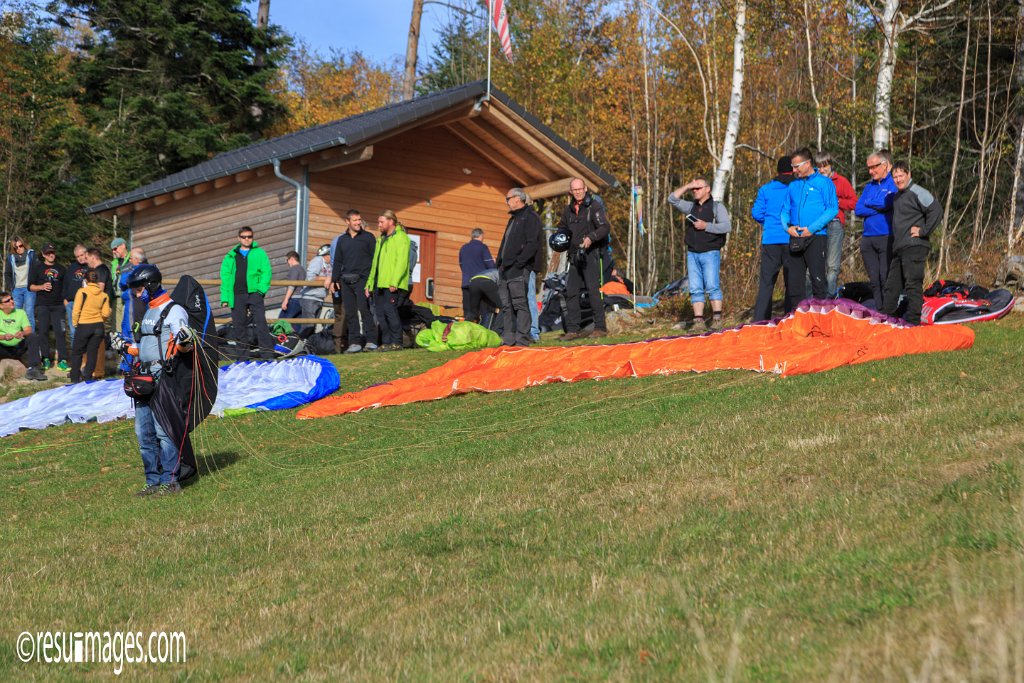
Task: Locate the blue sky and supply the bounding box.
[243,0,459,66]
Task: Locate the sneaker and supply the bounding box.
[26,366,46,381]
[57,360,70,372]
[41,358,51,371]
[364,342,378,351]
[590,329,608,339]
[135,484,160,497]
[156,482,182,496]
[344,344,363,354]
[559,332,582,341]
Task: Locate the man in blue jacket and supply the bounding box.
[459,228,495,320]
[751,157,795,320]
[780,147,838,302]
[854,149,897,308]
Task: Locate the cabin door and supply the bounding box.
[405,228,436,303]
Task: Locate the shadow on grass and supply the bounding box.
[197,451,244,476]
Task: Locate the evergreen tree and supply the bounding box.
[57,0,290,189]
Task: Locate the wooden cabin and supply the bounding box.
[87,81,616,312]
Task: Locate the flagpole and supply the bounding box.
[486,0,493,99]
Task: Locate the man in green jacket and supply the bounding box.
[365,210,411,351]
[220,226,276,359]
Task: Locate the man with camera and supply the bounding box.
[557,178,612,340]
[668,177,732,330]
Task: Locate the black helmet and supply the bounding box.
[126,264,162,295]
[549,231,571,253]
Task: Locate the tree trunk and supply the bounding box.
[403,0,426,100]
[872,0,899,151]
[712,0,746,201]
[1008,0,1024,252]
[254,0,270,68]
[939,10,972,274]
[803,0,823,149]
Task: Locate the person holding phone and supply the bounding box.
[668,177,732,330]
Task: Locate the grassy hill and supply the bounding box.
[1,316,1022,680]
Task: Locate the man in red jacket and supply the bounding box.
[813,151,858,297]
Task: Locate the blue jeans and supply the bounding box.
[65,301,75,342]
[527,270,540,340]
[135,400,179,486]
[12,288,35,332]
[687,250,722,304]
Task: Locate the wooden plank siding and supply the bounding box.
[127,171,300,307]
[307,128,517,310]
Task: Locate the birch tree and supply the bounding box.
[869,0,956,150]
[711,0,746,201]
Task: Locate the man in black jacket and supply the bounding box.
[331,209,378,353]
[557,178,612,340]
[883,161,943,325]
[496,188,543,346]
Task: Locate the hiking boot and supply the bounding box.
[57,360,70,372]
[364,342,378,351]
[559,332,582,341]
[156,482,182,496]
[344,344,363,354]
[708,316,724,331]
[135,484,160,497]
[26,366,46,381]
[590,329,608,339]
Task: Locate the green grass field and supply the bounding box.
[1,316,1022,681]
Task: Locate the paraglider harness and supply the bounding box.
[122,302,186,401]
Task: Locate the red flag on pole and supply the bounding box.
[490,0,514,62]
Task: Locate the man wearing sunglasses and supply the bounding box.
[854,149,897,309]
[220,226,276,359]
[669,177,733,330]
[0,291,46,380]
[780,147,839,302]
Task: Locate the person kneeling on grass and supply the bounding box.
[109,265,197,497]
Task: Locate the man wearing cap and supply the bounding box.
[110,237,130,333]
[219,226,276,358]
[28,243,68,370]
[751,157,796,320]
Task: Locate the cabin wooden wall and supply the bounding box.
[127,170,301,306]
[308,127,516,311]
[124,126,537,313]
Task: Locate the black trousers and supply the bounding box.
[498,273,531,345]
[467,278,500,325]
[70,322,104,382]
[230,292,276,358]
[565,249,606,332]
[784,235,828,304]
[883,245,929,325]
[860,234,893,308]
[373,288,404,345]
[0,333,41,367]
[341,278,372,346]
[36,304,67,362]
[753,244,790,321]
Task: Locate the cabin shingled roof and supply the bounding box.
[87,81,616,214]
